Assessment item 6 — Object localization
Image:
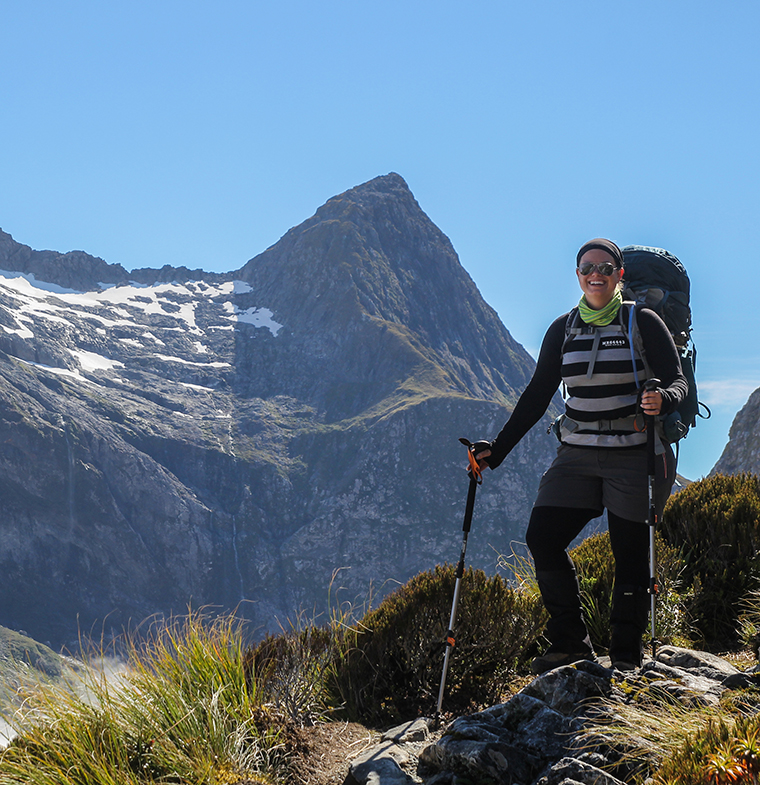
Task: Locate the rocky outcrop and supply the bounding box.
[712,387,760,475]
[0,173,561,648]
[349,646,752,785]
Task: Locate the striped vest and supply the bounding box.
[558,305,649,448]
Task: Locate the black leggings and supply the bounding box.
[525,505,649,588]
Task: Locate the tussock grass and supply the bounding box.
[584,700,760,784]
[579,698,734,779]
[0,612,292,785]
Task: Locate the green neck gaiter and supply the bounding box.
[578,289,623,326]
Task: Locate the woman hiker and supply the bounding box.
[474,238,687,674]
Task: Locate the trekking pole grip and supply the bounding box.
[642,378,661,474]
[643,378,661,393]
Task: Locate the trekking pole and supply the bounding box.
[434,437,488,726]
[643,378,661,660]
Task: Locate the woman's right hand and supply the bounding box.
[640,389,663,416]
[474,447,491,472]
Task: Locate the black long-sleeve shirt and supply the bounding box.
[487,306,688,468]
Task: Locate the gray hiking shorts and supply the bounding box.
[534,443,676,522]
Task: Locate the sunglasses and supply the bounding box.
[577,262,620,276]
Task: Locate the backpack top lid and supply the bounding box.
[621,245,691,346]
[621,245,690,297]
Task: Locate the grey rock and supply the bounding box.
[568,729,658,783]
[421,736,539,784]
[414,648,742,785]
[382,718,431,743]
[347,741,413,785]
[640,661,725,705]
[421,774,453,785]
[521,661,613,715]
[655,645,741,678]
[574,752,610,768]
[712,386,760,474]
[723,672,760,689]
[419,692,575,783]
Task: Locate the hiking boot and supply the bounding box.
[611,659,638,672]
[531,649,596,675]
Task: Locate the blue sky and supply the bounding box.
[2,1,758,480]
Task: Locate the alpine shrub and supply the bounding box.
[332,564,546,725]
[661,473,760,648]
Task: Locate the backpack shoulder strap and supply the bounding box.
[623,301,653,387]
[562,307,588,350]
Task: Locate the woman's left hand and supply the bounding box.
[640,389,663,416]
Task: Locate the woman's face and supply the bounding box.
[576,248,623,309]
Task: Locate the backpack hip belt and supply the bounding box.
[552,413,665,453]
[562,414,642,433]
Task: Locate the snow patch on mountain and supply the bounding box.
[70,349,124,373]
[0,273,284,363]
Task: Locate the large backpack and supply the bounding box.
[621,245,709,442]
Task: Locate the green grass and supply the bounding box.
[0,613,292,785]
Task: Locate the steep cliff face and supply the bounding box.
[711,388,760,475]
[0,174,559,648]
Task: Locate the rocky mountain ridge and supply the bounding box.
[0,228,224,291]
[0,173,560,648]
[712,387,760,476]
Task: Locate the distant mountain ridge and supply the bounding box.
[0,173,559,648]
[0,229,227,291]
[712,388,760,475]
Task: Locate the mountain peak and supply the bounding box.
[336,171,411,200]
[0,228,131,291]
[351,171,409,190]
[307,172,426,238]
[236,174,533,418]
